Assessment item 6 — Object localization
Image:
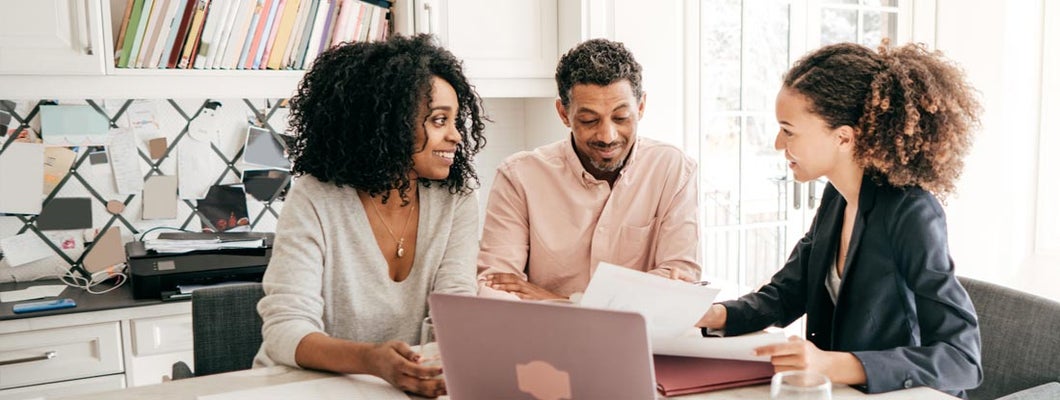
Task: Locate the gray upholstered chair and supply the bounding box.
[959,276,1060,400]
[171,282,265,379]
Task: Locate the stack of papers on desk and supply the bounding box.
[581,263,786,395]
[143,232,267,254]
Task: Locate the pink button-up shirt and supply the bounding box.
[477,137,701,298]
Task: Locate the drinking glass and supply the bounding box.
[418,316,444,377]
[770,371,832,400]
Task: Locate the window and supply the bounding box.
[686,0,933,290]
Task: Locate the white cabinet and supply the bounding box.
[0,0,107,75]
[0,302,191,398]
[397,0,594,97]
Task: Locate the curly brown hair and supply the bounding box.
[288,34,487,205]
[555,38,643,108]
[783,41,981,198]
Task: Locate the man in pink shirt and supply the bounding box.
[478,38,701,301]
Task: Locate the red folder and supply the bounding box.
[654,355,775,396]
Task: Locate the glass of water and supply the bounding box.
[770,371,832,400]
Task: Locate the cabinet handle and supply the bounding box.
[808,180,817,209]
[77,0,93,55]
[422,1,434,34]
[0,351,57,366]
[793,181,802,210]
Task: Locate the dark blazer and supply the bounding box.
[719,176,982,397]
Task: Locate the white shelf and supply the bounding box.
[0,71,303,99]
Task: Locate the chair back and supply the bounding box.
[191,282,265,377]
[959,276,1060,400]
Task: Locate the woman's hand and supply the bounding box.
[695,304,727,329]
[362,341,447,398]
[753,336,867,385]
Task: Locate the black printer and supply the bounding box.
[126,232,274,300]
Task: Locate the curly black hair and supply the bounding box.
[784,41,980,198]
[555,38,643,108]
[287,34,487,204]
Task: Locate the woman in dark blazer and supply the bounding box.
[697,42,983,397]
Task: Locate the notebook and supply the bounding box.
[653,354,775,396]
[428,293,657,400]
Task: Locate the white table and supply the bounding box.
[53,366,956,400]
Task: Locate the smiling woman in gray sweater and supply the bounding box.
[252,35,486,398]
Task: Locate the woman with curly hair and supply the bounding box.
[253,34,486,398]
[697,42,982,397]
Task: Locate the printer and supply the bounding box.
[126,232,274,300]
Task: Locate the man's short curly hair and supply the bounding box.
[287,34,486,204]
[555,38,643,108]
[784,42,981,199]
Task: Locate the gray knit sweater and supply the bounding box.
[253,175,478,368]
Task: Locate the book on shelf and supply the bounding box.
[113,0,136,63]
[165,0,198,68]
[178,0,211,68]
[137,0,171,68]
[126,0,155,68]
[298,0,331,69]
[222,0,259,68]
[282,0,314,69]
[117,0,145,67]
[252,0,284,69]
[147,0,183,68]
[241,0,275,68]
[266,0,302,69]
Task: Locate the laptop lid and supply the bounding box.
[428,293,657,400]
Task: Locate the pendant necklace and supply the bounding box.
[369,198,417,258]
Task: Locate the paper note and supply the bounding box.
[652,329,788,362]
[0,232,55,267]
[42,147,77,195]
[0,142,45,214]
[148,137,168,159]
[40,105,110,146]
[197,375,409,400]
[142,175,178,219]
[243,126,291,170]
[125,100,162,139]
[581,262,721,339]
[108,129,144,195]
[82,227,126,273]
[0,284,67,303]
[36,198,93,230]
[178,137,220,199]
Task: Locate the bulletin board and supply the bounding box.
[0,98,291,281]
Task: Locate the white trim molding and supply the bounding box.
[1035,0,1059,255]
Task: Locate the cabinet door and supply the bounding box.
[421,0,558,79]
[0,0,106,74]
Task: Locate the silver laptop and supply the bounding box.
[428,293,657,400]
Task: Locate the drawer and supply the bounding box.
[0,374,124,400]
[130,314,192,356]
[0,322,123,390]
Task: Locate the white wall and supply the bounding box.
[934,0,1052,296]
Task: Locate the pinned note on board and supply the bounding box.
[0,142,44,215]
[82,227,125,273]
[40,105,110,146]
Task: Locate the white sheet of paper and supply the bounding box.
[652,329,788,362]
[0,284,67,303]
[0,232,55,267]
[580,262,721,339]
[196,375,409,400]
[125,100,162,139]
[178,138,220,200]
[108,130,144,195]
[0,142,44,214]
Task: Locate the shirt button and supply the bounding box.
[809,332,816,337]
[903,379,913,388]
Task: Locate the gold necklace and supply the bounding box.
[368,198,417,258]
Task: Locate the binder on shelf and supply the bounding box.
[137,0,171,68]
[125,0,155,68]
[251,0,283,69]
[113,0,137,64]
[166,0,199,68]
[264,0,300,70]
[178,0,211,68]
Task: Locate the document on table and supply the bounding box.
[196,375,409,400]
[581,262,720,339]
[653,329,788,362]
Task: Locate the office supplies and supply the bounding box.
[654,355,774,396]
[0,284,67,303]
[12,298,77,314]
[429,293,657,400]
[142,175,179,219]
[653,329,786,362]
[108,129,144,195]
[0,232,55,267]
[125,232,273,300]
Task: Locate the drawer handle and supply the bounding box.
[0,351,56,366]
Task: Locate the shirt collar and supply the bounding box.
[563,136,642,187]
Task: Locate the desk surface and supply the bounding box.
[54,366,956,400]
[0,279,178,321]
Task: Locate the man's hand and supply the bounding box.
[361,341,446,398]
[483,273,565,301]
[752,336,867,385]
[646,267,696,282]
